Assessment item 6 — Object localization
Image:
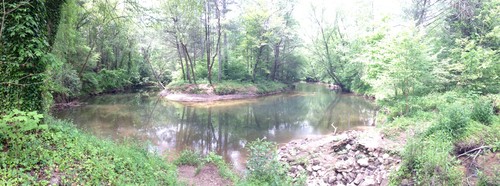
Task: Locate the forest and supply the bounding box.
[0,0,499,185]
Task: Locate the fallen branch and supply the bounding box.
[457,146,492,158]
[330,122,337,135]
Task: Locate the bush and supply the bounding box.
[471,98,494,125]
[214,81,249,95]
[255,81,287,94]
[205,152,239,182]
[435,103,471,139]
[81,72,102,95]
[392,132,463,185]
[243,139,295,185]
[174,150,202,166]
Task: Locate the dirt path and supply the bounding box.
[177,164,232,186]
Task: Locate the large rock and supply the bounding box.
[357,158,370,167]
[334,159,355,172]
[360,176,376,186]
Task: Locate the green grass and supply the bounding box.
[0,111,177,185]
[384,91,500,185]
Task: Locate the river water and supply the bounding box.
[53,83,377,171]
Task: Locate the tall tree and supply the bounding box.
[1,0,66,113]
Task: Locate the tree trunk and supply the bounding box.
[271,40,282,81]
[205,0,211,84]
[182,42,196,84]
[175,37,186,81]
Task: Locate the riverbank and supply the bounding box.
[160,80,290,102]
[0,113,177,185]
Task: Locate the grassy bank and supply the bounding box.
[376,92,500,185]
[0,110,177,185]
[166,80,289,95]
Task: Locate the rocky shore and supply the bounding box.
[278,130,402,186]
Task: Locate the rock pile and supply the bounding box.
[279,131,401,186]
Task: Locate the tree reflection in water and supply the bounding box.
[54,84,377,171]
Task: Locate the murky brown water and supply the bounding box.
[53,83,377,171]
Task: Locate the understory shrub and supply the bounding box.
[471,98,494,125]
[242,138,299,185]
[174,150,202,166]
[392,132,463,185]
[432,103,471,139]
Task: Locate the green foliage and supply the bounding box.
[471,98,494,125]
[205,152,239,182]
[254,81,288,94]
[392,132,463,185]
[97,69,132,91]
[0,115,177,185]
[0,110,46,147]
[173,150,239,183]
[174,150,203,166]
[435,103,471,139]
[0,0,53,113]
[81,72,103,95]
[243,138,295,185]
[214,81,250,95]
[458,121,500,150]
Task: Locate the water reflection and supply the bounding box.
[54,84,377,170]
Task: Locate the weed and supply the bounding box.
[471,98,494,125]
[174,150,203,166]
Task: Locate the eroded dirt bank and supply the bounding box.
[279,129,402,186]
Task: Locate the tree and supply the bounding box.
[1,0,65,114]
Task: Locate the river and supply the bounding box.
[53,83,377,171]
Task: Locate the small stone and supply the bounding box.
[382,153,390,159]
[353,173,364,184]
[312,172,318,177]
[357,158,370,167]
[312,165,322,171]
[336,182,346,186]
[348,172,356,180]
[401,179,411,186]
[360,176,376,186]
[368,165,377,170]
[346,144,352,150]
[318,170,325,177]
[336,173,343,181]
[306,166,313,172]
[313,159,321,165]
[328,176,336,183]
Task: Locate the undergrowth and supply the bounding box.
[386,91,500,185]
[0,110,177,185]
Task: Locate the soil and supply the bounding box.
[177,164,232,186]
[459,152,499,185]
